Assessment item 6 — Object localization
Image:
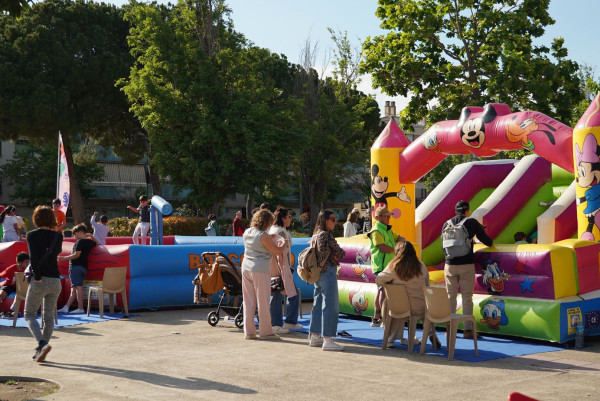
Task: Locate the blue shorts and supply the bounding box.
[69,265,87,287]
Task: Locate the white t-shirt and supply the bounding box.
[90,216,110,245]
[3,215,19,241]
[343,221,357,237]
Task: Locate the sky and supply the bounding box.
[108,0,600,116]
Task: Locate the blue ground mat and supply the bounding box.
[0,312,130,328]
[293,316,563,362]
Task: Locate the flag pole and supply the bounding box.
[56,131,61,200]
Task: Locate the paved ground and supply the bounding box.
[3,303,600,401]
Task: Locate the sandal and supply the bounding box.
[399,337,421,346]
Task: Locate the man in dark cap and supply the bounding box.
[442,200,493,339]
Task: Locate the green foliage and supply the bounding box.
[108,216,209,236]
[293,31,381,230]
[120,0,302,212]
[162,216,206,236]
[0,0,146,151]
[572,64,600,122]
[2,142,103,207]
[107,217,137,237]
[362,0,585,128]
[0,0,147,222]
[0,0,29,16]
[172,204,196,217]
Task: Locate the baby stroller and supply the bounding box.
[198,251,244,329]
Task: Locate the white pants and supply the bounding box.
[133,222,150,245]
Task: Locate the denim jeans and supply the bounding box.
[270,286,299,326]
[24,277,61,343]
[309,266,339,337]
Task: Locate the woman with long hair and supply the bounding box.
[309,209,346,351]
[375,240,440,348]
[342,212,358,237]
[241,209,286,339]
[24,205,63,362]
[1,205,23,242]
[268,206,302,333]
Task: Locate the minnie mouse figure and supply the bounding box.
[575,134,600,241]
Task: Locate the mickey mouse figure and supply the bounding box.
[575,133,600,241]
[371,164,411,213]
[456,104,498,149]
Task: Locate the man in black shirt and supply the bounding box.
[57,224,98,314]
[442,201,493,339]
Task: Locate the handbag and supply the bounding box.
[24,232,60,283]
[270,275,283,292]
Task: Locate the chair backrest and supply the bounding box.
[102,267,127,292]
[383,284,411,318]
[423,286,452,322]
[14,271,28,297]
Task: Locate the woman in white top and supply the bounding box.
[343,212,359,237]
[1,205,23,242]
[268,207,302,333]
[241,209,286,339]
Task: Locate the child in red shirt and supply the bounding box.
[0,251,30,309]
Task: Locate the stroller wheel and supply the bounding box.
[207,311,219,326]
[234,313,244,329]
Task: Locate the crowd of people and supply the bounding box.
[0,195,503,360]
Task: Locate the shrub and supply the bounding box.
[107,217,137,237]
[162,216,206,236]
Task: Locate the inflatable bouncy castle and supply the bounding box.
[336,94,600,343]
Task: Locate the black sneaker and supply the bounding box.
[370,318,382,327]
[32,341,52,362]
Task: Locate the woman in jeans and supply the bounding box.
[269,206,301,333]
[309,209,346,351]
[25,205,63,362]
[241,209,286,339]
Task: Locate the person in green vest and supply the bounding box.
[367,205,404,327]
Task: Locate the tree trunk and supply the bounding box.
[148,162,161,197]
[245,194,253,219]
[62,137,86,225]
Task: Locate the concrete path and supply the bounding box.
[3,304,600,400]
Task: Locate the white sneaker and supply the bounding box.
[70,309,85,314]
[57,306,69,314]
[322,338,344,351]
[283,322,304,330]
[272,326,289,334]
[309,334,323,347]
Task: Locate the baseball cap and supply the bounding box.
[375,206,392,217]
[455,200,470,213]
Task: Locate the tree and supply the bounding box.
[0,0,146,223]
[2,141,103,207]
[120,0,301,215]
[0,0,29,16]
[361,0,584,129]
[293,32,381,230]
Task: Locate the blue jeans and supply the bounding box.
[309,266,339,337]
[270,286,299,326]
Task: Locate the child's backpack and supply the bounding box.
[442,217,472,258]
[297,245,322,284]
